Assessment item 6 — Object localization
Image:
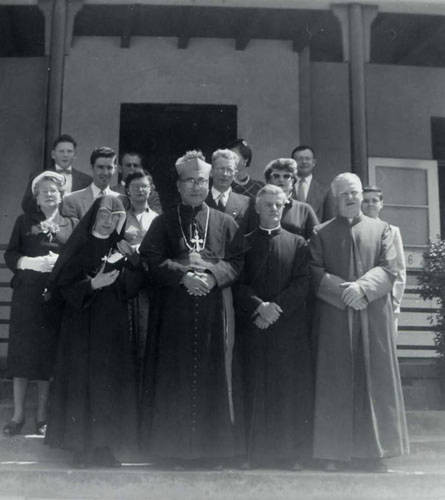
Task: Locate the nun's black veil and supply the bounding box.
[49,195,126,289]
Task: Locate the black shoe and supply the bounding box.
[91,447,121,468]
[35,421,47,436]
[3,420,25,437]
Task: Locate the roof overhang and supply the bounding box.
[1,0,445,17]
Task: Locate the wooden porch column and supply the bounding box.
[298,46,312,145]
[39,0,68,168]
[332,3,377,183]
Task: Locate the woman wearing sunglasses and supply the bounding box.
[264,158,319,240]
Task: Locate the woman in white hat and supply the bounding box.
[3,171,77,437]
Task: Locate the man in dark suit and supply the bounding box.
[112,151,162,213]
[21,134,92,213]
[291,145,335,222]
[206,149,253,234]
[61,146,119,220]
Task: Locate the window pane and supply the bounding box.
[381,206,429,246]
[376,166,427,206]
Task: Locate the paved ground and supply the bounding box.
[0,433,445,500]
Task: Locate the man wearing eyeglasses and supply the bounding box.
[206,149,253,234]
[111,151,162,213]
[139,150,245,467]
[264,158,319,240]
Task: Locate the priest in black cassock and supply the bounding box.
[235,185,313,470]
[139,151,245,466]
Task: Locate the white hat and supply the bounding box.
[31,170,66,196]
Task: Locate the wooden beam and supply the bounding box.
[177,6,191,49]
[292,12,324,53]
[37,0,52,56]
[65,0,83,54]
[235,9,263,51]
[121,3,139,49]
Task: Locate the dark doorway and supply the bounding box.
[119,103,237,209]
[431,117,445,237]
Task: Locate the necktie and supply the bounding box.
[98,190,105,198]
[297,179,306,202]
[216,193,225,211]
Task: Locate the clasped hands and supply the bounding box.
[339,281,368,310]
[91,261,120,290]
[182,270,216,296]
[253,302,283,330]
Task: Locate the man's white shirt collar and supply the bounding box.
[212,186,231,205]
[90,183,115,199]
[55,164,72,173]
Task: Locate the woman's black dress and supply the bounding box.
[4,211,75,380]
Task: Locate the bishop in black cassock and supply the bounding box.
[235,185,313,469]
[139,151,245,464]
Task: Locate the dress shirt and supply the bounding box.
[125,206,158,249]
[90,183,116,199]
[211,186,231,208]
[295,174,313,202]
[55,164,73,194]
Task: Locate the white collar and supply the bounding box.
[91,183,113,198]
[259,224,281,235]
[211,186,231,200]
[55,164,72,173]
[296,174,312,183]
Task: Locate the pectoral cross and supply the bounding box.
[190,226,204,252]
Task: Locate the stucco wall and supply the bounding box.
[62,36,300,180]
[367,64,445,159]
[311,61,351,185]
[0,58,46,239]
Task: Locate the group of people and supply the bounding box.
[3,133,409,472]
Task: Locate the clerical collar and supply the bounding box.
[92,230,109,239]
[339,214,364,226]
[259,224,281,235]
[234,175,250,186]
[55,164,72,173]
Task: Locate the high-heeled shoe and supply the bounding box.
[3,420,25,437]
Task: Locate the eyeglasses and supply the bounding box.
[270,172,293,181]
[180,178,209,187]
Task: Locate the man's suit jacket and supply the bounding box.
[61,185,119,220]
[206,191,254,234]
[21,167,92,214]
[293,177,335,222]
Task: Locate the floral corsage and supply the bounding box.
[38,221,60,242]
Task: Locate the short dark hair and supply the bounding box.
[264,158,297,184]
[363,185,383,200]
[227,138,252,167]
[119,151,144,165]
[90,146,116,166]
[125,171,153,191]
[53,134,77,150]
[290,145,315,158]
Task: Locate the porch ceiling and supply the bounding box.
[1,3,445,69]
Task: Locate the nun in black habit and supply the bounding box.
[45,195,139,468]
